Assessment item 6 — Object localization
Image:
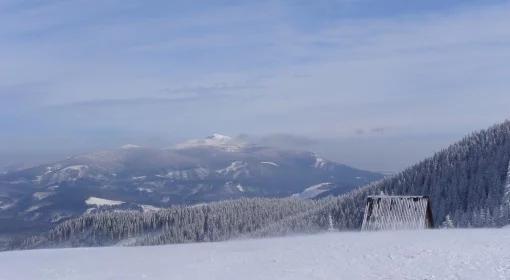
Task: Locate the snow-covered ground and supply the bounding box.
[292,182,333,199]
[1,229,509,280]
[85,196,124,206]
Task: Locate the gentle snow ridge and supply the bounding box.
[140,204,160,212]
[314,156,328,168]
[32,192,54,201]
[61,165,88,172]
[260,161,279,167]
[235,184,245,192]
[217,161,250,179]
[120,144,142,149]
[0,201,15,211]
[85,197,124,207]
[174,133,246,152]
[292,182,333,199]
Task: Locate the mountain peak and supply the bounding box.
[208,133,232,141]
[175,134,246,152]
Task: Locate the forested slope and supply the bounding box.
[18,121,510,249]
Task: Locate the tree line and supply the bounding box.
[17,121,510,249]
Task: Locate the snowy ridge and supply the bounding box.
[85,197,124,207]
[0,201,15,211]
[140,205,161,212]
[217,161,250,179]
[175,134,246,151]
[43,165,89,184]
[260,161,279,167]
[25,204,49,213]
[235,184,245,192]
[32,192,54,201]
[313,156,328,168]
[163,168,210,180]
[292,183,333,199]
[61,165,88,173]
[137,187,153,193]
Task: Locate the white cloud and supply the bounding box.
[1,1,510,170]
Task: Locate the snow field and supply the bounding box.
[0,229,509,280]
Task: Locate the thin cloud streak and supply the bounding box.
[1,1,510,171]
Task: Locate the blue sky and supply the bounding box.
[1,0,510,171]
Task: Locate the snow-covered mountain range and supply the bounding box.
[6,121,510,251]
[0,134,382,237]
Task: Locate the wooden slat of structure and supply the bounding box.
[361,196,433,231]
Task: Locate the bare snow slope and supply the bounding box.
[1,229,510,280]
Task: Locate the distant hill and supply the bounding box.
[17,121,510,250]
[0,134,382,237]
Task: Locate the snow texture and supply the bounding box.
[314,156,327,168]
[85,197,124,206]
[25,204,49,213]
[137,187,153,193]
[47,185,60,191]
[175,133,246,152]
[121,144,142,149]
[0,229,509,280]
[46,165,89,183]
[0,201,15,211]
[235,184,245,192]
[260,161,279,167]
[61,165,88,173]
[217,161,250,179]
[292,183,333,199]
[32,192,54,200]
[140,205,161,212]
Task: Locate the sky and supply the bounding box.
[1,0,510,172]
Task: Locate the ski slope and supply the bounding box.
[1,229,509,280]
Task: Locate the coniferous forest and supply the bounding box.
[17,121,510,250]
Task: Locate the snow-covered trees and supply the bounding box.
[18,120,510,250]
[441,214,455,229]
[20,198,331,249]
[345,120,510,228]
[328,213,334,231]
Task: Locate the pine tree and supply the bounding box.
[441,214,455,229]
[328,213,334,231]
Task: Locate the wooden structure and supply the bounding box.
[361,195,434,231]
